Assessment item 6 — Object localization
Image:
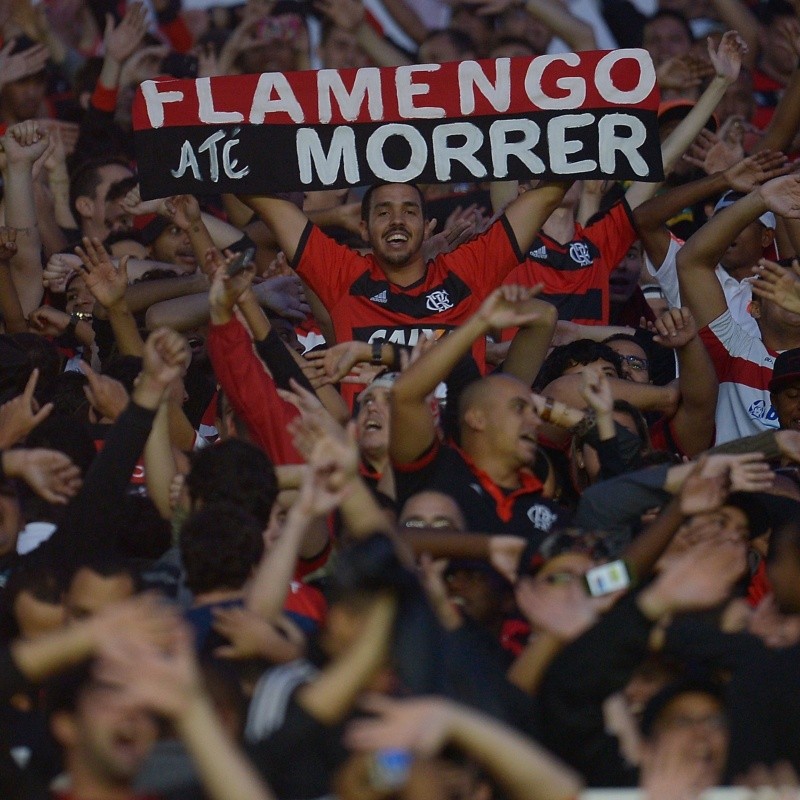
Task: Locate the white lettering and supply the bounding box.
[171,140,201,180]
[524,54,585,110]
[595,49,656,105]
[297,127,360,185]
[141,80,184,128]
[196,78,244,124]
[396,65,445,119]
[489,119,545,177]
[222,131,250,179]
[317,68,383,124]
[366,124,427,182]
[458,59,511,115]
[598,114,649,176]
[249,73,304,124]
[432,122,486,181]
[548,114,596,173]
[197,130,226,182]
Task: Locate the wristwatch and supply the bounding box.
[371,339,384,365]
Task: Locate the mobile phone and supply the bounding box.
[226,247,255,278]
[368,750,412,791]
[583,559,630,597]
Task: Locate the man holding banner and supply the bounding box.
[240,179,569,368]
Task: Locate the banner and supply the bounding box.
[132,50,663,198]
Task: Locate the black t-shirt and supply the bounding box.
[394,440,566,547]
[247,696,347,800]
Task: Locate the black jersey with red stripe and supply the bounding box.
[502,200,637,328]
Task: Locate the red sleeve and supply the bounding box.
[159,17,193,53]
[90,82,118,113]
[439,215,524,297]
[207,316,304,465]
[294,223,369,310]
[581,200,637,275]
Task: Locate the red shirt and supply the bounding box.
[502,200,637,330]
[293,217,525,372]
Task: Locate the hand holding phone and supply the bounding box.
[226,247,255,278]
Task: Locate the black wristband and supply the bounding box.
[371,339,384,365]
[66,313,79,338]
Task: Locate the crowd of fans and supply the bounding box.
[4,0,800,798]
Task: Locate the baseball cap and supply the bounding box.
[657,99,718,133]
[769,347,800,393]
[132,213,170,246]
[714,191,776,230]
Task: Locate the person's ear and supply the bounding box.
[359,218,369,243]
[464,406,486,432]
[762,226,775,249]
[74,196,94,220]
[50,711,78,748]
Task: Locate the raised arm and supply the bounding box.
[651,307,718,456]
[0,121,48,315]
[625,31,748,211]
[390,286,543,464]
[238,195,311,264]
[347,695,582,800]
[677,173,800,328]
[503,181,571,254]
[633,150,789,267]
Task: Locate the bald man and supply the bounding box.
[390,287,564,546]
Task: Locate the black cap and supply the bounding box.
[725,491,800,539]
[769,347,800,393]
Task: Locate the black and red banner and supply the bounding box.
[132,50,663,198]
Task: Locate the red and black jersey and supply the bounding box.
[293,217,524,371]
[501,199,637,330]
[752,67,785,131]
[393,439,567,548]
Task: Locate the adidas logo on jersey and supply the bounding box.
[370,290,388,304]
[530,246,547,259]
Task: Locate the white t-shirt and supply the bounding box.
[645,235,761,339]
[700,310,780,443]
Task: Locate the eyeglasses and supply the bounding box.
[621,355,649,372]
[400,518,460,531]
[659,713,728,732]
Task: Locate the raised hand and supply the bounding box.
[515,571,600,642]
[304,340,370,385]
[208,252,255,324]
[104,2,148,64]
[707,30,747,83]
[641,538,747,617]
[758,173,800,218]
[752,258,800,315]
[0,40,49,90]
[724,150,791,193]
[164,194,201,231]
[74,237,129,310]
[252,273,311,323]
[1,120,50,167]
[212,607,305,662]
[283,378,347,459]
[651,306,698,349]
[43,252,81,293]
[679,457,731,516]
[312,0,365,32]
[0,369,53,448]
[28,306,72,337]
[580,365,613,416]
[80,362,129,421]
[345,695,453,758]
[1,448,82,504]
[142,327,191,388]
[656,53,715,91]
[120,184,165,217]
[95,620,203,722]
[0,226,18,262]
[476,284,544,331]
